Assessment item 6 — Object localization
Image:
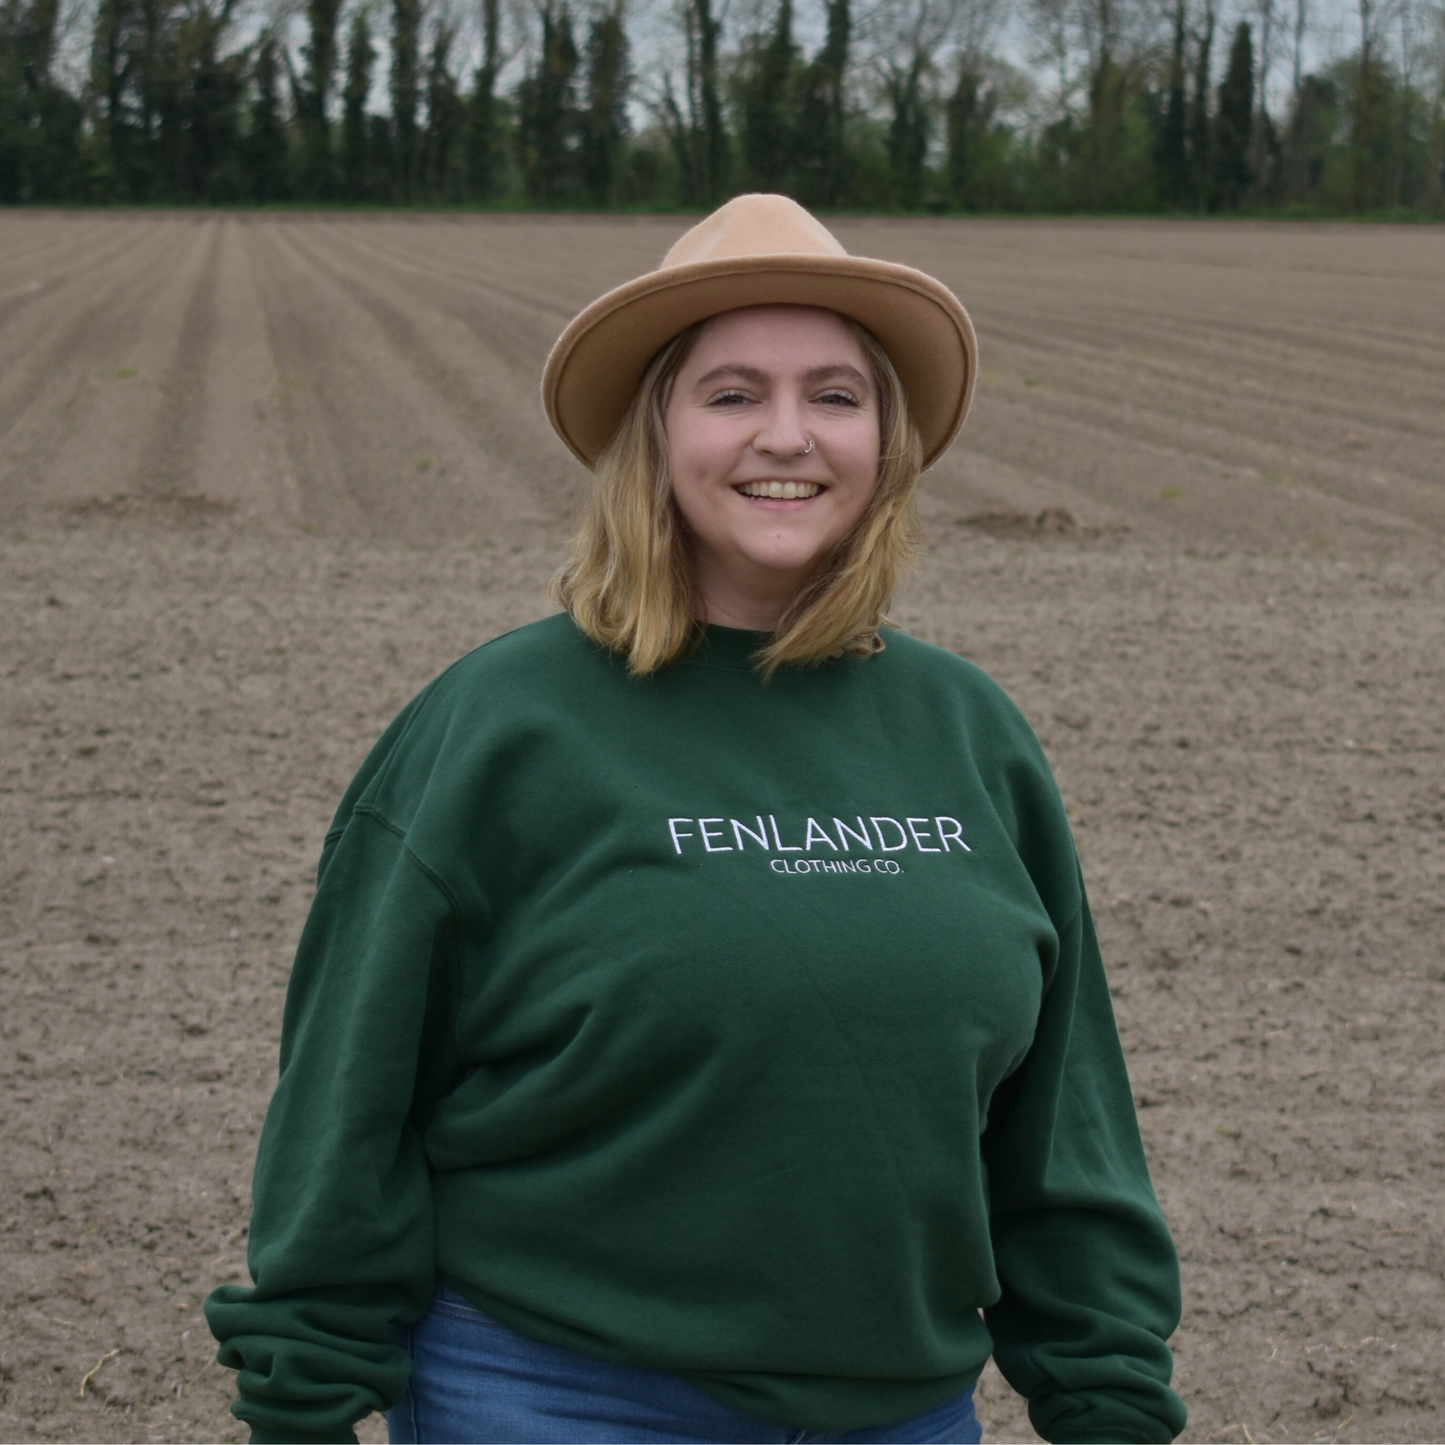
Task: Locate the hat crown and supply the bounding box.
[660,193,850,270]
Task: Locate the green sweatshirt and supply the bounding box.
[205,616,1185,1445]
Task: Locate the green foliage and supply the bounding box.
[466,0,503,200]
[76,0,252,203]
[1154,3,1188,209]
[1213,22,1253,209]
[578,2,630,205]
[883,49,930,209]
[340,14,375,201]
[791,0,848,207]
[422,22,463,199]
[247,33,289,204]
[654,0,726,205]
[390,0,421,200]
[0,0,86,201]
[1187,4,1214,210]
[1277,53,1438,213]
[2,0,1441,215]
[945,60,1031,212]
[1080,55,1157,212]
[516,1,579,203]
[297,0,342,198]
[735,0,798,192]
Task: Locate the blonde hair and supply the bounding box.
[550,315,924,678]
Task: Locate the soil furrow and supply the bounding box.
[15,219,228,513]
[133,219,224,497]
[0,221,185,417]
[0,223,202,518]
[259,220,575,534]
[0,221,152,342]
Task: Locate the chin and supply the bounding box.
[741,546,830,578]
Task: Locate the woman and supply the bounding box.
[206,195,1185,1445]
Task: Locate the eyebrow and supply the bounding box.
[690,362,872,391]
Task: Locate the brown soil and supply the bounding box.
[1,212,1442,1445]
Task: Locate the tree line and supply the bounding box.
[1,0,1442,213]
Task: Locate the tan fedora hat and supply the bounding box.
[542,194,977,471]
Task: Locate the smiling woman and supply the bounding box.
[205,196,1187,1445]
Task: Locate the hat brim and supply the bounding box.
[542,253,977,471]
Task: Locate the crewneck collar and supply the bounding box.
[687,623,773,673]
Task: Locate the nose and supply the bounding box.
[752,393,811,460]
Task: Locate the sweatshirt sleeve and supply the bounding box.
[981,885,1187,1445]
[204,808,461,1444]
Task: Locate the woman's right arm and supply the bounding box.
[204,807,462,1444]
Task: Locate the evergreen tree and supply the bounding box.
[884,48,929,209]
[652,0,726,203]
[466,0,501,198]
[947,62,1000,211]
[170,0,248,199]
[132,0,182,199]
[1082,50,1134,209]
[687,0,727,203]
[1187,0,1214,208]
[0,0,84,200]
[1155,0,1189,206]
[793,0,848,205]
[248,32,290,201]
[737,0,796,192]
[340,12,375,200]
[422,21,462,198]
[297,0,342,197]
[579,1,629,205]
[516,0,579,203]
[88,0,135,198]
[1350,47,1388,211]
[1212,20,1253,207]
[390,0,421,199]
[1280,70,1336,203]
[368,108,394,190]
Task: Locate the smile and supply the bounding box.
[736,481,823,500]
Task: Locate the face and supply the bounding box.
[663,305,881,630]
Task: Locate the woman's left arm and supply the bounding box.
[982,883,1187,1445]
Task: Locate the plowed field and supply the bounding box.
[2,211,1443,1445]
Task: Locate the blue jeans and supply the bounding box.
[387,1285,983,1444]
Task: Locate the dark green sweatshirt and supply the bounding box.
[205,616,1185,1445]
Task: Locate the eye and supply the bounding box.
[706,389,754,407]
[815,389,861,408]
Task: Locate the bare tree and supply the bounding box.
[1249,0,1280,197]
[1289,0,1304,96]
[856,0,1004,206]
[1025,0,1160,122]
[1025,0,1163,207]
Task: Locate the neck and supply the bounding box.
[691,555,807,632]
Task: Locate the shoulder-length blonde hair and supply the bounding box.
[550,314,923,678]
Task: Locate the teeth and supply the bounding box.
[740,481,820,499]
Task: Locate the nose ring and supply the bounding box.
[803,437,814,455]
